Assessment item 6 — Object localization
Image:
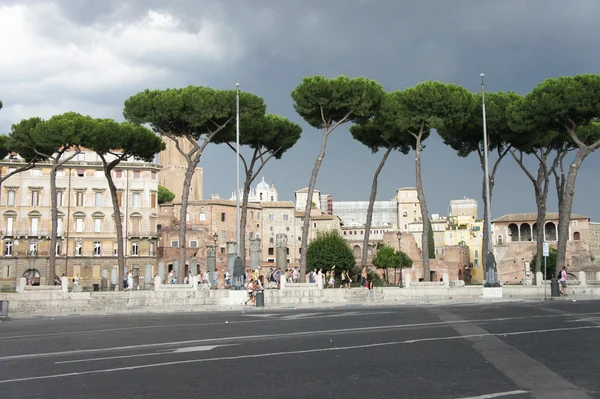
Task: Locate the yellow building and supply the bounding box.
[443,198,484,283]
[0,150,160,289]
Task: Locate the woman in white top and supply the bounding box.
[316,269,324,290]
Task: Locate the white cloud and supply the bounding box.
[0,2,244,130]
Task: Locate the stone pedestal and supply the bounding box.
[226,241,237,274]
[111,268,118,286]
[144,264,153,290]
[536,272,543,287]
[249,238,261,270]
[521,276,533,286]
[158,262,165,282]
[276,234,288,272]
[405,274,411,289]
[442,273,449,288]
[596,272,600,282]
[191,275,199,290]
[153,275,161,291]
[482,287,503,298]
[190,259,198,276]
[206,246,216,274]
[61,277,69,293]
[578,271,587,287]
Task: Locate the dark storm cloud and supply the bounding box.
[2,0,600,219]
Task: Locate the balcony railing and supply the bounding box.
[127,231,160,238]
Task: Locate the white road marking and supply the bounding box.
[55,345,235,364]
[3,309,597,341]
[171,345,222,353]
[457,390,529,399]
[281,313,323,319]
[242,314,279,318]
[2,312,598,362]
[0,325,597,385]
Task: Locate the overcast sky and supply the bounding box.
[1,0,599,221]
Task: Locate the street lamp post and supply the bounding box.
[397,231,403,288]
[481,73,499,287]
[235,83,241,257]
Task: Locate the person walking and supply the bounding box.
[361,266,368,289]
[559,266,568,296]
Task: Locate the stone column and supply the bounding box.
[596,271,600,282]
[190,259,198,276]
[226,241,237,274]
[276,234,288,272]
[578,271,587,287]
[206,245,216,274]
[144,264,153,290]
[110,268,118,286]
[442,273,449,288]
[158,262,165,282]
[535,272,543,287]
[60,276,68,293]
[249,238,261,270]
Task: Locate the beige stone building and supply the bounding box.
[158,137,203,203]
[396,187,421,232]
[492,213,592,284]
[0,150,160,289]
[590,222,600,262]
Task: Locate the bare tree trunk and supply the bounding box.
[413,126,431,281]
[511,149,552,276]
[300,129,331,277]
[556,150,586,269]
[239,171,253,268]
[49,164,59,284]
[178,161,196,283]
[361,147,392,268]
[49,150,79,285]
[101,157,125,291]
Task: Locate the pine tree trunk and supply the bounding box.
[178,161,197,283]
[533,164,550,276]
[361,147,392,268]
[49,150,79,285]
[103,162,125,291]
[48,165,59,285]
[556,150,586,269]
[239,172,253,269]
[300,129,331,277]
[414,128,431,281]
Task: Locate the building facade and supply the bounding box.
[0,151,160,289]
[158,137,203,203]
[492,213,593,283]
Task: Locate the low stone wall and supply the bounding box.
[1,283,600,316]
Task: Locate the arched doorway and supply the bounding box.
[23,269,41,286]
[353,245,361,257]
[573,231,581,241]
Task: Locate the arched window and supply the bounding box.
[573,231,581,241]
[199,213,206,221]
[497,234,503,245]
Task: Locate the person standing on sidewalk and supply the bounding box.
[559,266,568,296]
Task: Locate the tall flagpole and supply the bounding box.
[235,83,241,257]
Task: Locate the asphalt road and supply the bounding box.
[1,300,599,399]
